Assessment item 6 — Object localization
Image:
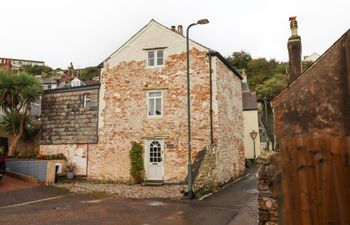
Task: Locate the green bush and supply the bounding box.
[129,142,145,184]
[245,159,256,168]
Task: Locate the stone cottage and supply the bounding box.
[40,19,245,183]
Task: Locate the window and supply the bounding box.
[83,94,91,107]
[147,49,164,67]
[147,91,162,117]
[148,51,155,66]
[149,140,162,162]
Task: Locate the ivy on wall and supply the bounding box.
[129,142,145,183]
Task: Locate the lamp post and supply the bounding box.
[263,97,269,150]
[186,18,209,199]
[250,130,258,163]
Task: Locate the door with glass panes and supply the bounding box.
[147,139,164,180]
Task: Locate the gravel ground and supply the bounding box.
[53,182,186,199]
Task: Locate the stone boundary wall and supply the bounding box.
[257,151,281,225]
[6,159,66,184]
[194,144,244,196]
[193,145,217,194]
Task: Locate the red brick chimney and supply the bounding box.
[171,26,176,32]
[287,16,302,83]
[177,25,183,35]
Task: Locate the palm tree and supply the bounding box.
[0,70,42,156]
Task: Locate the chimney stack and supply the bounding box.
[177,25,183,35]
[171,26,176,32]
[287,16,302,83]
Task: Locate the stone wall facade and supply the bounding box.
[90,48,213,181]
[213,58,245,179]
[86,48,244,182]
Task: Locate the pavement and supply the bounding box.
[0,175,39,192]
[0,167,257,225]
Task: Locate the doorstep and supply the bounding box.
[142,180,164,186]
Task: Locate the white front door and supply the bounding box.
[147,139,164,181]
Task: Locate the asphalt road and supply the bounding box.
[0,167,257,225]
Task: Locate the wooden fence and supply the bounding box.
[280,137,350,225]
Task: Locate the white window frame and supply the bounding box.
[147,49,164,67]
[147,90,163,118]
[83,94,91,107]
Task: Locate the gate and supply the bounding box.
[280,137,350,225]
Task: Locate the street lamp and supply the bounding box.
[250,130,258,163]
[186,18,209,199]
[263,97,269,150]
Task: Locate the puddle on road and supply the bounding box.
[147,201,167,206]
[242,189,258,194]
[81,199,103,204]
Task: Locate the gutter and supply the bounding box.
[209,50,243,80]
[43,83,100,94]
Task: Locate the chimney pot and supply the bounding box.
[289,16,298,36]
[171,26,176,32]
[177,25,183,35]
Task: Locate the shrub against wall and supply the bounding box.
[129,142,145,184]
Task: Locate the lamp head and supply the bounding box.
[197,19,209,25]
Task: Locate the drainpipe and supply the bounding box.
[208,53,214,145]
[86,143,89,177]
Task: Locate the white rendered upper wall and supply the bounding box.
[104,20,208,68]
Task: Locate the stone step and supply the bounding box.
[142,180,164,186]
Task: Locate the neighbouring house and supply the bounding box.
[40,19,245,184]
[266,18,350,225]
[272,18,350,141]
[56,63,87,88]
[40,83,100,175]
[303,52,320,62]
[42,77,59,90]
[0,57,44,72]
[242,75,261,159]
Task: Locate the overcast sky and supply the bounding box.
[1,0,349,69]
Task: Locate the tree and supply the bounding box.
[226,50,252,70]
[0,70,42,156]
[79,67,99,81]
[255,74,289,100]
[20,65,53,77]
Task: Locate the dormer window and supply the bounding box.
[147,49,164,67]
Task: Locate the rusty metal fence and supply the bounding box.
[280,137,350,225]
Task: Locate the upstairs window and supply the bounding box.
[83,94,91,107]
[147,91,162,117]
[147,49,164,67]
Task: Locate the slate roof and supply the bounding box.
[242,91,258,111]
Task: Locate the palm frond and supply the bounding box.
[0,111,34,136]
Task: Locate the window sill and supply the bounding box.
[146,65,165,69]
[147,115,164,119]
[143,87,168,90]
